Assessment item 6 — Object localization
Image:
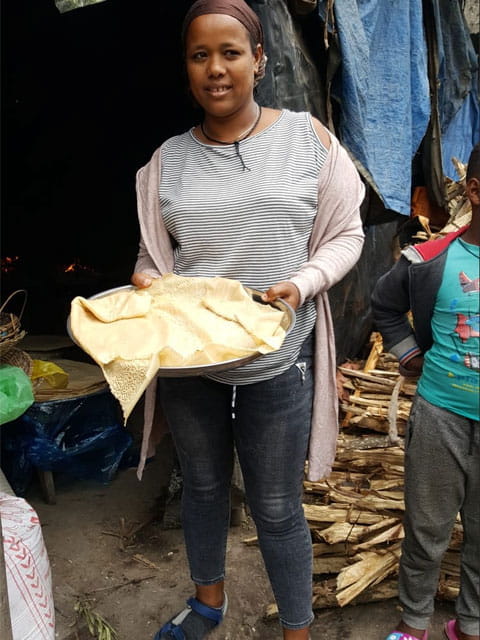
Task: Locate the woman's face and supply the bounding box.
[184,13,262,118]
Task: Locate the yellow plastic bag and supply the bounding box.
[31,360,69,389]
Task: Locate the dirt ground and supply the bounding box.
[22,428,456,640]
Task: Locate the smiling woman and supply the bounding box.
[183,10,265,172]
[129,1,365,639]
[184,12,262,131]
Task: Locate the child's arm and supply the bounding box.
[371,256,423,371]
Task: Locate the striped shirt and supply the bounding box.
[159,109,328,384]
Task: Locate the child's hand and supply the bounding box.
[400,355,424,377]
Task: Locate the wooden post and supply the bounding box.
[0,516,14,640]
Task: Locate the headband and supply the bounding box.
[182,0,264,48]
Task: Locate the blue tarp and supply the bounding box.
[432,0,480,179]
[1,389,132,495]
[318,1,480,213]
[318,0,431,216]
[442,81,480,180]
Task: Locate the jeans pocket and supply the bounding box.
[295,361,307,384]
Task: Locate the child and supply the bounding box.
[371,141,480,640]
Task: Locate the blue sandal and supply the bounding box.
[154,593,228,640]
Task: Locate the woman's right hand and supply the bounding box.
[130,272,153,289]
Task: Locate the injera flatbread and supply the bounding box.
[69,274,287,422]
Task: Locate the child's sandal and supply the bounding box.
[385,632,429,640]
[154,593,228,640]
[444,619,460,640]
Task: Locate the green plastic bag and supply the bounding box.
[0,364,35,425]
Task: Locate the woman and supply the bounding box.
[131,1,365,638]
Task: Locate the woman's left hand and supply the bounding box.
[261,281,300,311]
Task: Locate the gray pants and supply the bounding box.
[399,394,480,636]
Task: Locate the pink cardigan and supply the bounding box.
[134,132,365,482]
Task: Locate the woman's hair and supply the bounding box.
[466,142,480,181]
[181,0,267,86]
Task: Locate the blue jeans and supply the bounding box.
[158,336,315,630]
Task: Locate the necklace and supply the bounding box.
[201,104,262,145]
[200,105,262,171]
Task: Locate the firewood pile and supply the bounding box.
[254,332,462,619]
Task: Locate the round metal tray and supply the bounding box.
[67,284,296,377]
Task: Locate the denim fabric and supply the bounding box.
[317,0,430,215]
[158,335,315,630]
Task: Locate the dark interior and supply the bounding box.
[1,0,203,333]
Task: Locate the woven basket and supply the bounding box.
[0,289,28,356]
[0,346,33,378]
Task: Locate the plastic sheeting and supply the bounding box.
[431,0,480,179]
[329,219,399,364]
[0,389,132,496]
[318,0,431,216]
[442,83,480,179]
[251,0,328,122]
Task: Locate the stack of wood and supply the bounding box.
[256,333,462,618]
[337,332,414,442]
